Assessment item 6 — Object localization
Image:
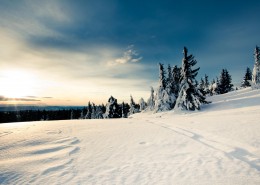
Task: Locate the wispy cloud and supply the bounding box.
[114,45,143,64]
[0,96,41,102]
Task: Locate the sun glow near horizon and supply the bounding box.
[0,69,38,98]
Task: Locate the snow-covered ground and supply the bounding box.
[1,88,260,185]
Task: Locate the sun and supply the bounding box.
[0,70,37,98]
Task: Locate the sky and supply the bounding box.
[0,0,260,106]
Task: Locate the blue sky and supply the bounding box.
[0,0,259,105]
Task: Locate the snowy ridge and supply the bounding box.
[1,88,260,184]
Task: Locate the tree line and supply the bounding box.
[1,46,259,123]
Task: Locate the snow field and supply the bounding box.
[1,87,260,184]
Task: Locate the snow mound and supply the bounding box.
[204,87,260,111]
[1,88,260,184]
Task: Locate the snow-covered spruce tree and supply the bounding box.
[204,74,210,95]
[121,102,126,118]
[214,77,221,94]
[208,79,215,96]
[218,69,233,94]
[154,63,176,112]
[199,78,206,96]
[146,86,155,111]
[165,64,177,109]
[198,74,210,96]
[91,103,96,119]
[166,64,174,92]
[174,47,208,111]
[104,96,121,118]
[172,65,181,98]
[241,67,252,88]
[85,101,92,119]
[100,104,106,114]
[252,46,260,87]
[128,95,140,116]
[95,106,104,119]
[121,102,130,118]
[138,97,147,112]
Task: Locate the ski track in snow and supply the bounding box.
[1,88,260,184]
[145,119,260,172]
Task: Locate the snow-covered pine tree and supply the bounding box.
[241,67,252,88]
[218,69,233,94]
[172,65,181,98]
[100,104,106,114]
[91,103,96,119]
[128,95,140,115]
[104,96,121,118]
[154,64,165,112]
[166,64,174,92]
[154,63,176,112]
[138,97,147,112]
[146,86,155,111]
[252,46,260,87]
[95,106,104,119]
[121,102,130,118]
[208,78,215,96]
[174,47,208,111]
[166,65,177,109]
[204,74,210,95]
[214,77,221,94]
[121,102,126,118]
[199,78,206,95]
[159,63,166,89]
[85,101,92,119]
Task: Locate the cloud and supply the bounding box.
[115,45,143,64]
[0,96,41,102]
[0,1,155,105]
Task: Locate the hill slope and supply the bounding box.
[1,88,260,184]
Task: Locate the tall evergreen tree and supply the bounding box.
[138,97,147,112]
[175,47,208,111]
[104,96,121,118]
[95,106,104,119]
[91,103,97,119]
[121,102,126,118]
[172,65,181,98]
[100,104,106,114]
[155,63,176,112]
[128,95,140,115]
[209,78,215,96]
[218,69,233,94]
[252,46,260,87]
[85,101,92,119]
[204,74,210,95]
[241,67,252,88]
[121,102,130,118]
[199,78,206,95]
[146,86,155,111]
[159,63,166,89]
[214,77,221,94]
[166,64,174,92]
